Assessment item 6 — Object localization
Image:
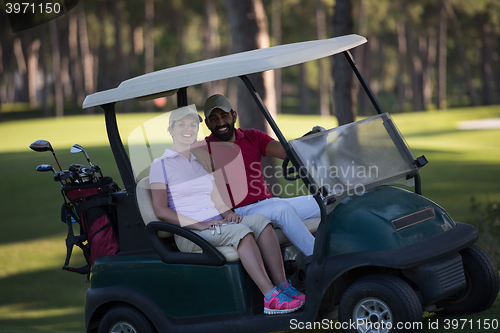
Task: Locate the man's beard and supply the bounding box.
[211,119,236,141]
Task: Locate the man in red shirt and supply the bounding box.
[193,94,319,256]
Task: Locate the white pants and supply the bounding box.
[235,195,319,256]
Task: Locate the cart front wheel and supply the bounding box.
[98,305,154,333]
[436,244,499,315]
[339,274,422,333]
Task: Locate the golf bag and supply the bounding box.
[61,176,120,276]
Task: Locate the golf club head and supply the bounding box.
[71,144,93,166]
[36,164,56,173]
[90,165,103,179]
[55,170,75,182]
[29,140,53,152]
[69,164,87,173]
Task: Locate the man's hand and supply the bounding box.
[191,147,214,173]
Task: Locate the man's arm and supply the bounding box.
[191,146,214,173]
[265,140,287,159]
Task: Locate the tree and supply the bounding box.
[396,14,407,112]
[444,0,477,106]
[225,0,277,133]
[68,8,84,105]
[77,1,94,110]
[476,7,493,105]
[49,20,64,117]
[202,0,223,98]
[226,0,279,192]
[332,0,356,125]
[437,0,447,110]
[272,0,282,113]
[316,0,330,117]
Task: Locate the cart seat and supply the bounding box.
[136,177,320,262]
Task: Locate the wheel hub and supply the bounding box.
[109,321,137,333]
[353,297,393,333]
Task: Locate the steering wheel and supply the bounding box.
[282,126,325,181]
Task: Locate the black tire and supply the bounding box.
[339,274,422,333]
[98,305,154,333]
[436,244,499,315]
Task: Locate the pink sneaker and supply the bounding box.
[264,287,303,315]
[281,280,305,303]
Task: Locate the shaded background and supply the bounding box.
[1,0,499,125]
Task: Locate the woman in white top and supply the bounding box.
[149,106,304,315]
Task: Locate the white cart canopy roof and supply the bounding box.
[82,34,366,109]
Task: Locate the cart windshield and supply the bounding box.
[289,113,418,203]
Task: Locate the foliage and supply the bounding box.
[1,0,499,119]
[470,197,500,267]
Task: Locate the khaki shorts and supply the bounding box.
[175,214,272,253]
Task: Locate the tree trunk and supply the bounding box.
[272,0,282,114]
[13,36,29,103]
[68,9,84,105]
[421,34,436,110]
[437,0,447,110]
[171,1,186,65]
[202,0,221,98]
[49,20,64,117]
[316,0,330,117]
[97,4,110,91]
[477,11,493,105]
[444,0,477,106]
[77,1,94,111]
[40,31,50,117]
[299,63,309,114]
[112,0,130,112]
[332,0,356,125]
[28,38,41,108]
[226,0,278,193]
[0,39,3,121]
[144,0,154,111]
[144,0,154,75]
[226,0,276,132]
[406,20,424,111]
[396,17,407,112]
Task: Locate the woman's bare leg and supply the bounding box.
[237,234,275,295]
[256,224,287,286]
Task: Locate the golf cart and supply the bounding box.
[80,34,498,333]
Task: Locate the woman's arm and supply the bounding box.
[150,182,223,231]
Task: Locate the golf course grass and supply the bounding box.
[0,105,499,332]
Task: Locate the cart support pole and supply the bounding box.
[177,87,188,107]
[238,75,290,151]
[102,102,135,192]
[343,51,384,115]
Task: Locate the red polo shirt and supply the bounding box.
[193,128,274,209]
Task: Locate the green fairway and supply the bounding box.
[0,105,499,332]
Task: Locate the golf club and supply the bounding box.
[36,164,56,173]
[69,164,89,183]
[90,165,103,179]
[54,170,76,183]
[71,144,93,167]
[29,140,63,171]
[37,164,66,185]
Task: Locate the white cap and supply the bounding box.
[168,104,202,128]
[204,94,233,118]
